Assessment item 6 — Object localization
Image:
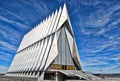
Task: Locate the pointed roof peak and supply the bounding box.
[63,3,67,7]
[62,3,68,14]
[63,3,67,10]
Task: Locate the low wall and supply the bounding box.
[0,74,37,81]
[66,80,118,81]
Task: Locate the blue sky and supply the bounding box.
[0,0,120,74]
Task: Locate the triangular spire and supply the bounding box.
[63,3,67,14]
[56,3,68,30]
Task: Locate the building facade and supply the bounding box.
[6,4,101,81]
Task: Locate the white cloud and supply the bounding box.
[24,0,49,14]
[0,16,28,29]
[0,51,14,62]
[103,64,120,72]
[0,24,22,45]
[80,27,92,35]
[86,3,120,27]
[82,40,119,54]
[71,1,120,32]
[0,6,24,22]
[0,65,9,74]
[82,57,108,66]
[110,54,120,61]
[0,41,17,51]
[97,18,120,35]
[109,18,120,26]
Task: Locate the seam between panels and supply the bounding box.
[64,25,75,66]
[39,37,49,71]
[43,34,55,71]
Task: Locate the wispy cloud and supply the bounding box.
[0,65,9,73]
[81,40,119,54]
[70,0,120,37]
[0,54,13,62]
[97,18,120,35]
[82,58,108,67]
[86,4,120,27]
[25,0,49,11]
[0,6,24,22]
[0,41,17,51]
[0,23,22,45]
[0,16,28,29]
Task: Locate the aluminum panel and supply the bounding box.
[34,27,39,42]
[48,12,56,35]
[31,41,41,71]
[35,40,44,70]
[27,45,34,71]
[43,16,51,38]
[22,48,28,71]
[65,27,73,56]
[52,30,61,65]
[38,38,48,70]
[34,41,42,71]
[52,7,62,32]
[30,43,38,71]
[38,21,43,38]
[48,10,58,34]
[21,50,25,71]
[44,34,58,70]
[56,4,68,30]
[61,27,66,65]
[17,51,23,71]
[39,20,45,39]
[8,54,17,72]
[40,20,45,39]
[46,13,54,36]
[40,36,52,70]
[24,47,31,71]
[30,44,38,71]
[40,18,48,39]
